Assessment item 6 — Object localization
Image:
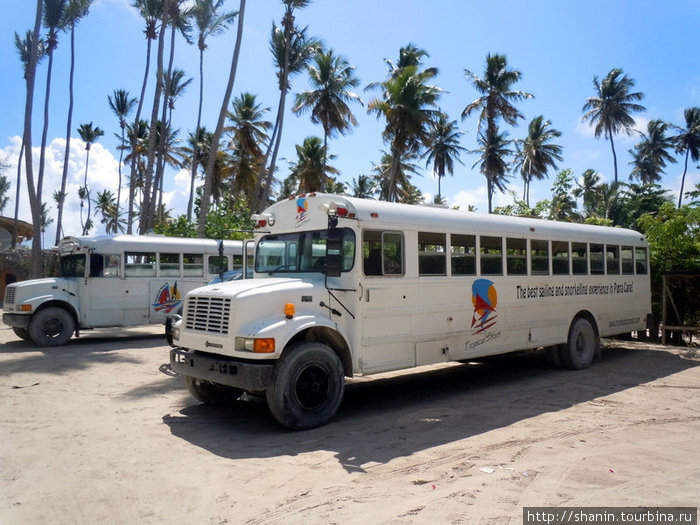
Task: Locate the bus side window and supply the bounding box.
[451,234,476,275]
[506,238,526,275]
[606,245,620,275]
[382,232,403,275]
[552,241,570,275]
[104,255,120,277]
[621,246,634,275]
[635,247,648,275]
[89,253,104,277]
[590,244,604,274]
[418,232,446,276]
[480,236,503,276]
[159,253,180,277]
[207,255,227,275]
[530,240,550,275]
[363,230,403,276]
[125,252,156,277]
[572,242,588,275]
[183,254,204,277]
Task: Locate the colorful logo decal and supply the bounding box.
[295,197,309,226]
[153,281,182,313]
[471,279,498,333]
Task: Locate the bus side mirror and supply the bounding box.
[325,228,343,278]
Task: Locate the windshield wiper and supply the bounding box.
[267,264,291,275]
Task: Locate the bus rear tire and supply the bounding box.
[184,376,243,405]
[28,307,75,346]
[13,327,31,341]
[266,342,345,430]
[561,318,598,370]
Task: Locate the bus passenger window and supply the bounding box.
[104,255,120,277]
[621,246,634,275]
[418,232,446,276]
[362,230,403,276]
[606,245,620,275]
[125,252,156,277]
[635,247,648,275]
[590,244,604,274]
[159,253,180,276]
[572,243,588,275]
[382,232,403,275]
[506,238,526,275]
[530,240,549,275]
[207,255,227,276]
[552,241,569,275]
[451,234,476,275]
[480,236,503,275]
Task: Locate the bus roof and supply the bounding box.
[261,193,647,245]
[58,234,248,255]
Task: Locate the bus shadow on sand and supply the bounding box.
[162,343,699,471]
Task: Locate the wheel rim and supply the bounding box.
[293,363,331,410]
[43,319,64,339]
[575,329,590,358]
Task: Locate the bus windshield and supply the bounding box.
[256,228,355,274]
[60,254,86,278]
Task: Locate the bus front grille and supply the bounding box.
[5,287,15,305]
[185,296,232,335]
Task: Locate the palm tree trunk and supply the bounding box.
[252,109,280,213]
[197,0,246,237]
[24,0,43,278]
[678,148,690,208]
[608,124,619,183]
[12,139,24,248]
[140,9,169,234]
[116,125,125,222]
[56,23,77,246]
[37,42,56,214]
[128,36,153,234]
[187,47,206,222]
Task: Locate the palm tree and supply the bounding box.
[293,48,362,176]
[582,68,646,183]
[37,0,69,230]
[470,126,512,213]
[628,120,676,185]
[462,53,533,134]
[22,1,44,276]
[123,119,150,216]
[77,122,104,235]
[371,151,421,203]
[351,174,376,199]
[513,115,563,206]
[129,0,164,234]
[14,29,46,248]
[422,114,466,202]
[225,92,272,200]
[289,136,338,193]
[94,189,124,234]
[188,0,237,221]
[108,88,138,227]
[368,63,442,202]
[671,107,700,207]
[572,168,601,217]
[462,53,532,210]
[56,0,92,245]
[256,15,320,212]
[197,0,246,236]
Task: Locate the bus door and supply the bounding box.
[83,253,130,327]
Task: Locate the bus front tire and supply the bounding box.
[28,307,75,346]
[266,342,345,430]
[184,376,243,405]
[12,327,31,341]
[560,318,598,370]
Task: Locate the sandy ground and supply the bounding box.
[1,318,699,525]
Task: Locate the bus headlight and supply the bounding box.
[235,337,275,353]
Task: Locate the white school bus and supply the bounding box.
[169,193,652,429]
[3,234,250,346]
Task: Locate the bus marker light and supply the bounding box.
[284,303,295,319]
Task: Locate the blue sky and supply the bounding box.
[2,0,699,244]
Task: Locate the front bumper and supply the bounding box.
[170,348,274,391]
[3,313,30,329]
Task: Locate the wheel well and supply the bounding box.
[34,301,78,327]
[571,310,599,338]
[284,327,353,378]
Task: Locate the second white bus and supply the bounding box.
[169,193,652,429]
[3,234,251,346]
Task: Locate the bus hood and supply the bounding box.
[6,277,81,305]
[197,276,320,299]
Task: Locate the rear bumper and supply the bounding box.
[3,313,30,329]
[170,348,274,391]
